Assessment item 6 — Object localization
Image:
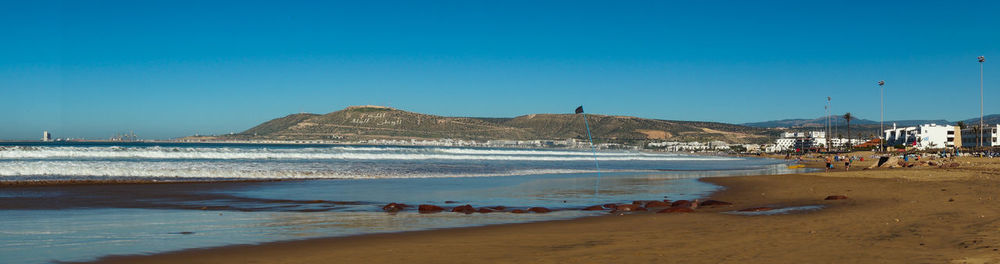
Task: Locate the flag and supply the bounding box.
[575,106,584,114]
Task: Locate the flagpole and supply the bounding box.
[979,56,985,148]
[582,112,601,196]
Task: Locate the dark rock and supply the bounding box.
[699,200,733,206]
[477,208,494,213]
[382,202,408,212]
[670,200,691,207]
[634,207,648,212]
[644,201,671,208]
[671,200,697,209]
[528,207,552,213]
[632,201,644,205]
[615,204,640,212]
[489,206,507,211]
[824,195,848,200]
[657,207,694,213]
[583,205,605,211]
[418,204,445,213]
[738,207,774,212]
[444,201,459,204]
[603,203,617,209]
[511,209,526,214]
[451,204,476,214]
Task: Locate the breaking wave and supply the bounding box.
[0,160,641,179]
[0,146,733,161]
[0,144,745,180]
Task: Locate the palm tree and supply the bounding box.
[972,124,982,150]
[843,113,854,150]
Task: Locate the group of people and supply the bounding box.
[824,155,860,172]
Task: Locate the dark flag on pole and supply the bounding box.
[575,105,601,196]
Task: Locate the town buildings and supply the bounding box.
[883,124,957,149]
[647,141,731,152]
[767,131,865,152]
[958,124,999,148]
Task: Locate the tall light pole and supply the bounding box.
[878,80,885,152]
[979,56,985,148]
[831,97,836,149]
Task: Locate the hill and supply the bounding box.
[744,115,882,128]
[744,115,965,128]
[220,106,774,144]
[959,114,1000,127]
[230,106,533,141]
[240,113,320,137]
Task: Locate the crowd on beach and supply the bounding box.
[823,155,862,171]
[780,149,986,172]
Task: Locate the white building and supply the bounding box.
[782,131,826,139]
[959,124,999,147]
[741,144,762,152]
[769,130,869,152]
[647,141,731,152]
[775,138,796,151]
[884,123,956,149]
[42,131,51,142]
[827,138,866,148]
[773,131,825,152]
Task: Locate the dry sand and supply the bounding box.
[88,157,1000,264]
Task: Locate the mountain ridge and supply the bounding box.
[205,107,1000,144]
[743,115,999,128]
[219,106,776,144]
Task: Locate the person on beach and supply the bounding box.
[825,156,832,172]
[845,159,851,171]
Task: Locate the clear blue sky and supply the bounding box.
[2,0,998,140]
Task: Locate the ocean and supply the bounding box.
[0,142,799,263]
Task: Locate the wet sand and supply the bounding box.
[0,180,369,212]
[86,156,1000,264]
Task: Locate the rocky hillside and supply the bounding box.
[222,106,774,144]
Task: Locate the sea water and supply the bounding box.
[0,142,800,263]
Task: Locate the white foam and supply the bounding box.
[0,160,640,179]
[0,146,740,180]
[0,146,734,161]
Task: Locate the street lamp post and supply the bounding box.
[979,56,985,148]
[826,97,831,151]
[878,80,885,152]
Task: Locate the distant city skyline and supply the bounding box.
[2,1,998,140]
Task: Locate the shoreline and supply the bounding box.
[85,157,1000,263]
[0,178,294,187]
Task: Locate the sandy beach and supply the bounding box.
[80,156,1000,264]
